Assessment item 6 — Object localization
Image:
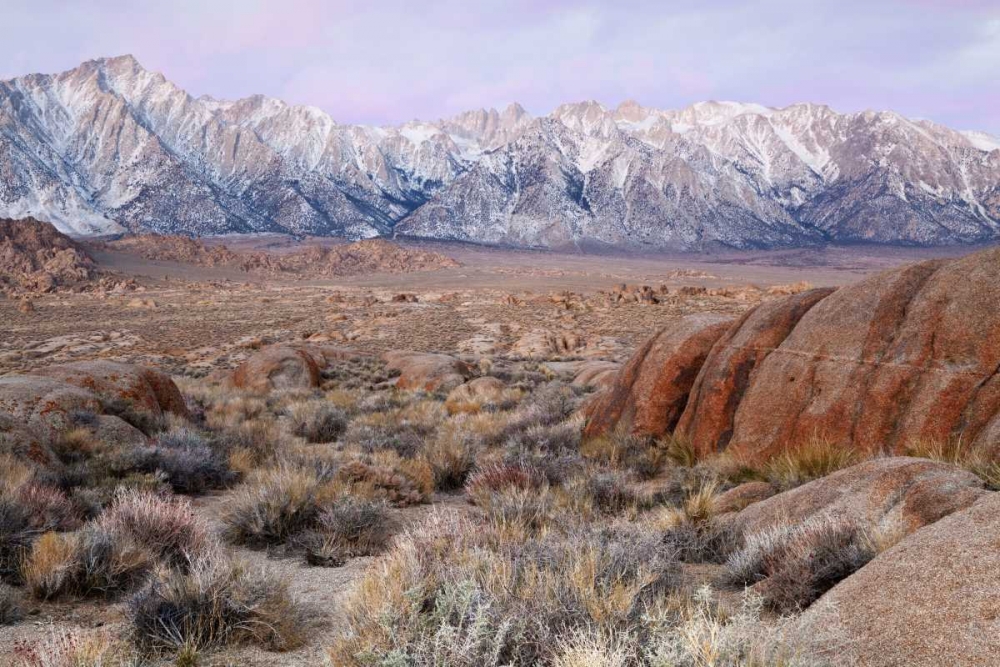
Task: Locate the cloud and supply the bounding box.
[2,0,998,133]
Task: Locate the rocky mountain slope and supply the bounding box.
[0,217,96,293]
[2,56,999,249]
[100,234,460,277]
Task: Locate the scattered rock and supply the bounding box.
[510,329,585,358]
[793,492,1000,666]
[383,351,473,393]
[582,314,733,439]
[17,299,35,314]
[0,218,96,294]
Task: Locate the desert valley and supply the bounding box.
[3,6,1000,664]
[1,215,999,666]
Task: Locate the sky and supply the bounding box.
[2,0,999,133]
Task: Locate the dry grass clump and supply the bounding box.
[128,553,307,654]
[222,464,401,563]
[724,515,876,613]
[330,514,681,666]
[21,491,212,600]
[465,462,546,502]
[223,465,335,547]
[299,498,397,566]
[286,399,348,443]
[581,428,664,479]
[904,436,1000,490]
[760,437,861,490]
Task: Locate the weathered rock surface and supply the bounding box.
[675,288,834,457]
[726,248,1000,460]
[231,345,323,393]
[793,492,1000,667]
[570,361,621,391]
[0,218,96,294]
[729,457,987,536]
[713,481,776,515]
[36,360,189,420]
[0,375,103,442]
[583,314,733,439]
[384,351,473,393]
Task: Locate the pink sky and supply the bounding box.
[3,0,999,133]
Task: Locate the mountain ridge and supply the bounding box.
[1,55,998,250]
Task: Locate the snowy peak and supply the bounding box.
[1,56,998,249]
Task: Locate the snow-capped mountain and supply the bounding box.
[1,56,998,249]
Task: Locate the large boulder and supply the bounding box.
[724,249,1000,461]
[675,288,834,457]
[383,351,474,393]
[0,375,103,442]
[36,361,189,420]
[230,343,362,393]
[726,457,988,536]
[792,492,1000,666]
[583,314,733,439]
[231,345,323,393]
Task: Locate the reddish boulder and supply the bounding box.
[36,361,189,420]
[728,457,987,537]
[725,249,1000,461]
[582,314,733,439]
[793,492,1000,666]
[383,351,473,393]
[231,345,322,393]
[0,375,102,442]
[675,288,834,457]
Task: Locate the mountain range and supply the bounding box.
[1,55,999,250]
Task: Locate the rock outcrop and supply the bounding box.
[0,218,96,294]
[585,247,1000,462]
[726,457,988,536]
[675,288,834,457]
[0,375,103,442]
[582,314,733,439]
[231,345,323,393]
[726,248,1000,461]
[384,351,473,393]
[793,493,1000,666]
[36,360,190,420]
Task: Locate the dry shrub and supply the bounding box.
[660,483,741,563]
[223,465,334,547]
[144,426,236,494]
[21,491,209,600]
[329,514,681,666]
[336,457,429,506]
[300,498,397,566]
[128,554,306,654]
[22,532,80,600]
[0,497,36,583]
[724,516,876,612]
[581,427,662,479]
[95,491,212,568]
[287,400,348,443]
[15,483,81,532]
[420,428,477,491]
[465,462,546,503]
